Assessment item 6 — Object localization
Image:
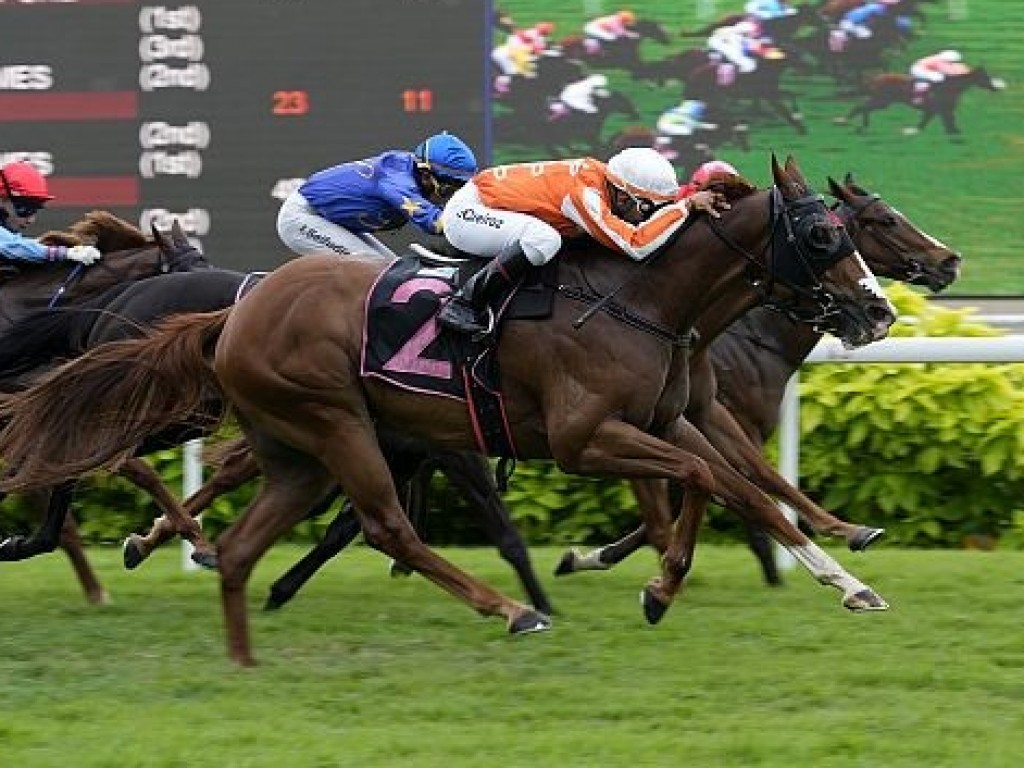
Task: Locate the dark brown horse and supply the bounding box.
[0,156,895,665]
[0,213,208,602]
[838,67,1006,135]
[557,174,962,581]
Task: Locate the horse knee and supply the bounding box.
[359,512,419,555]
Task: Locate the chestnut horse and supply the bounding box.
[557,174,962,580]
[839,67,1006,135]
[0,156,895,665]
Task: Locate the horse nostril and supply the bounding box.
[868,304,895,326]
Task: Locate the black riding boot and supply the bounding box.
[437,250,533,336]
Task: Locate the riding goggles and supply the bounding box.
[1,171,46,217]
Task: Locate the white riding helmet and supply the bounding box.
[606,147,680,202]
[938,49,962,62]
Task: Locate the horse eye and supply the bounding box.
[881,215,899,227]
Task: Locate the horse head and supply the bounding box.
[829,173,961,291]
[151,219,210,273]
[635,19,672,45]
[761,155,896,347]
[965,66,1006,92]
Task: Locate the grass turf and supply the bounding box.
[2,544,1023,767]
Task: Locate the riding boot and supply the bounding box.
[437,250,533,336]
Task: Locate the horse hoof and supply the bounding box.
[843,589,889,612]
[902,126,919,136]
[389,559,413,578]
[848,527,884,552]
[122,535,148,570]
[509,609,551,635]
[832,116,848,125]
[640,587,670,625]
[190,550,218,570]
[553,549,578,577]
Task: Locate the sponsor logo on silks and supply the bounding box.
[298,224,349,255]
[457,207,504,229]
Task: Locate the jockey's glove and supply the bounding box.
[65,245,103,265]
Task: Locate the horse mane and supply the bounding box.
[38,211,150,253]
[702,174,759,203]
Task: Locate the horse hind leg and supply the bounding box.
[0,484,73,562]
[321,426,549,636]
[60,513,110,605]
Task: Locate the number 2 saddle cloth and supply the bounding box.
[360,254,554,459]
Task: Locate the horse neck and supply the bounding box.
[721,306,823,378]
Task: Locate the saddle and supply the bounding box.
[361,249,557,460]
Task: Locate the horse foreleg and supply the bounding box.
[698,402,883,549]
[0,483,73,561]
[662,418,887,612]
[437,450,554,616]
[117,457,217,568]
[60,513,110,604]
[320,425,548,636]
[122,448,260,569]
[554,478,669,576]
[263,489,352,610]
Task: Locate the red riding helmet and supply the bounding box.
[0,160,54,200]
[690,159,739,187]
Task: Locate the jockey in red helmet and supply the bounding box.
[0,161,101,265]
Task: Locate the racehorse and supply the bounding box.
[0,156,896,665]
[555,174,962,582]
[0,214,208,602]
[0,243,556,616]
[837,67,1006,135]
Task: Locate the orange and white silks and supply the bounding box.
[472,158,693,262]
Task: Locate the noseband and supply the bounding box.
[705,186,856,328]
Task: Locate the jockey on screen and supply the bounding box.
[555,74,611,115]
[492,21,555,78]
[909,50,972,103]
[0,160,102,266]
[583,9,640,43]
[276,132,478,259]
[744,0,798,20]
[435,148,730,336]
[838,0,900,40]
[707,19,770,75]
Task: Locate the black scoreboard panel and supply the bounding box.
[0,0,489,270]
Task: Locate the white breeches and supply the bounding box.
[442,183,562,266]
[707,37,758,73]
[276,191,395,259]
[910,64,945,83]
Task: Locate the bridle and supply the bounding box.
[704,185,857,331]
[831,193,927,283]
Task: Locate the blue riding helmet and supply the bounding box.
[413,133,478,182]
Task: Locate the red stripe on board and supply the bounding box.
[47,177,139,206]
[0,92,138,121]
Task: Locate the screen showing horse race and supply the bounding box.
[1,0,1020,293]
[0,0,488,268]
[492,0,1022,296]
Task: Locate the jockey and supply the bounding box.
[911,49,971,83]
[744,0,798,20]
[492,21,555,77]
[656,100,718,137]
[0,160,102,265]
[677,159,740,200]
[583,9,640,43]
[838,1,898,40]
[436,148,730,336]
[276,132,478,259]
[707,19,768,74]
[910,49,971,103]
[556,74,611,114]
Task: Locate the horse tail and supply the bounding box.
[0,307,231,492]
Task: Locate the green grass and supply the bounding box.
[496,1,1024,295]
[3,544,1024,767]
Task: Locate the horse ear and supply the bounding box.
[171,219,191,249]
[844,172,855,185]
[771,153,784,185]
[784,155,808,189]
[827,176,847,200]
[151,223,172,251]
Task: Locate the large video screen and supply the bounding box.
[0,0,488,269]
[491,0,1023,296]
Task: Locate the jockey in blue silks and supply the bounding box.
[276,132,478,259]
[0,161,102,265]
